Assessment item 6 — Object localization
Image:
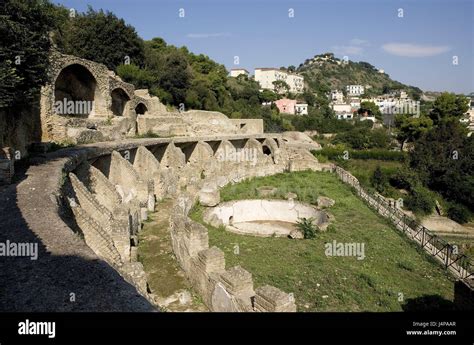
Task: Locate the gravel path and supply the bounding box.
[0,153,155,312]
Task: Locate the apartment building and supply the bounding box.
[255,68,304,94]
[330,90,344,103]
[346,85,365,96]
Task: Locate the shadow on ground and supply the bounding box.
[0,154,155,312]
[402,295,456,311]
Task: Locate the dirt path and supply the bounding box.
[139,199,207,312]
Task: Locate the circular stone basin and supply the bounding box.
[203,199,329,237]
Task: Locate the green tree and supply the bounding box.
[260,89,279,103]
[429,92,469,125]
[272,80,290,94]
[371,166,388,193]
[395,115,433,150]
[116,64,156,89]
[0,0,57,107]
[158,50,191,105]
[358,101,382,119]
[55,7,145,71]
[409,121,473,211]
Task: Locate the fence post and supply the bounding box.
[445,246,450,268]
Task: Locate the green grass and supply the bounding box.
[138,199,207,311]
[190,171,455,312]
[340,159,404,198]
[439,235,474,258]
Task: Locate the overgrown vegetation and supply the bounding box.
[314,93,472,223]
[0,0,57,108]
[298,53,423,100]
[296,217,318,239]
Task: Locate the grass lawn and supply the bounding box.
[138,199,207,311]
[439,235,474,258]
[337,159,404,198]
[190,171,455,312]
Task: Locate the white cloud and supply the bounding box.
[350,38,370,46]
[332,45,364,56]
[382,43,451,57]
[332,38,369,56]
[186,32,231,39]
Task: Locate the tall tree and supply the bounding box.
[0,0,56,107]
[429,92,469,125]
[55,6,145,71]
[409,121,473,210]
[395,115,433,150]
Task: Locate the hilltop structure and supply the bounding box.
[230,68,249,78]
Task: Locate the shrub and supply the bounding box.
[447,204,471,224]
[313,148,406,162]
[350,149,406,161]
[371,166,388,193]
[389,167,420,191]
[405,186,435,215]
[334,127,391,149]
[296,217,318,239]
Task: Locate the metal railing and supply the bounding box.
[334,165,473,281]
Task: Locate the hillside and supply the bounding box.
[297,53,422,99]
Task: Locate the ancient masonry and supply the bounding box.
[39,50,263,145]
[65,134,325,311]
[9,51,471,312]
[1,50,329,311]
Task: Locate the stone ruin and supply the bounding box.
[1,51,332,311]
[39,50,263,145]
[63,133,326,311]
[202,199,331,238]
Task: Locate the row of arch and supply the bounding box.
[54,64,148,118]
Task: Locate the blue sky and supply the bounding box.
[55,0,473,93]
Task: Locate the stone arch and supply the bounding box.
[54,63,103,118]
[262,138,279,163]
[135,103,148,116]
[110,88,131,116]
[262,145,272,156]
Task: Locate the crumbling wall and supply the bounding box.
[65,135,320,311]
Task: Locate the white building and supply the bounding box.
[346,85,365,96]
[361,96,418,115]
[230,68,249,78]
[330,90,344,103]
[254,68,304,94]
[295,103,308,115]
[332,103,353,120]
[336,113,354,120]
[332,104,352,114]
[349,97,361,110]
